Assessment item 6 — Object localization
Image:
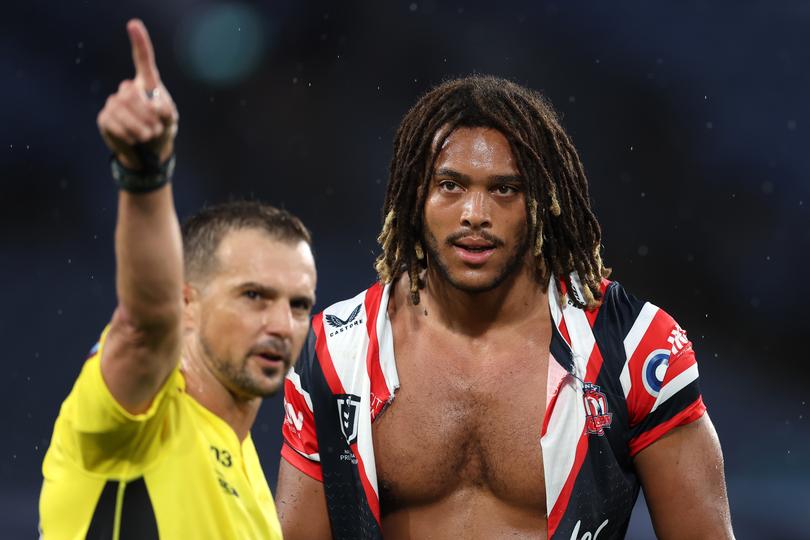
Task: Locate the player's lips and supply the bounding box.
[452,237,496,264]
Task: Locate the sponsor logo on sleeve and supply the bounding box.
[642,349,670,398]
[284,400,304,434]
[667,324,689,355]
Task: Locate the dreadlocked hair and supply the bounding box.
[374,75,610,309]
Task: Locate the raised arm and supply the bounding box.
[634,413,734,539]
[96,19,183,414]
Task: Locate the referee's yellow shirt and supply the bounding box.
[39,329,283,539]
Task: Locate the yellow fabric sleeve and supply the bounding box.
[50,327,184,478]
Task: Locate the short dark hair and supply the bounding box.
[181,200,311,283]
[375,75,609,308]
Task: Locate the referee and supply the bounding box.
[39,19,316,539]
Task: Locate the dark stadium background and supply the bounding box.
[3,1,808,537]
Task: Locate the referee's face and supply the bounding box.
[192,228,317,400]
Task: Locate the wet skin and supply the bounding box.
[276,127,735,540]
[373,127,553,539]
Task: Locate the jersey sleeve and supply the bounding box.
[281,327,324,481]
[622,305,706,456]
[46,327,182,477]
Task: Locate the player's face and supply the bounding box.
[423,127,529,294]
[192,228,316,400]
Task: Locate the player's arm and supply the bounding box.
[634,413,734,539]
[276,457,332,539]
[97,19,183,414]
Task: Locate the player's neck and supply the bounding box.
[180,337,260,442]
[416,262,548,336]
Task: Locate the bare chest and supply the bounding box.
[372,328,549,514]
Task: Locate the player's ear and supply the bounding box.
[182,282,201,330]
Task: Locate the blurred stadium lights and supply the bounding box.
[175,2,271,86]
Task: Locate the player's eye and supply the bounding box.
[494,184,519,195]
[438,180,462,192]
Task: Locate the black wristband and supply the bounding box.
[111,153,175,193]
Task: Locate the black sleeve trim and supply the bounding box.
[628,379,702,441]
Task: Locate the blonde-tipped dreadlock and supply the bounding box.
[375,75,610,309]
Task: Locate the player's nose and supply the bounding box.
[460,190,491,229]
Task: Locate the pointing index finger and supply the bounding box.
[127,19,160,91]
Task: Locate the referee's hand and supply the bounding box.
[97,19,178,170]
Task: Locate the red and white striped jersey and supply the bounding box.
[281,276,705,539]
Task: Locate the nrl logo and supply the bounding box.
[325,304,364,337]
[336,394,361,445]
